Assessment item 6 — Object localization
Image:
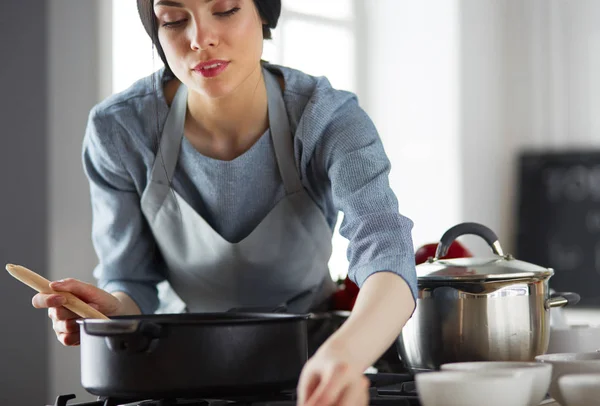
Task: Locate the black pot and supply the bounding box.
[305,310,350,356]
[77,312,309,399]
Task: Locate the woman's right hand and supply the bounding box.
[31,278,127,346]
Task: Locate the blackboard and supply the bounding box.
[515,151,600,307]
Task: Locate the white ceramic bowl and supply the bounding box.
[415,370,532,406]
[547,325,600,354]
[441,361,552,406]
[535,352,600,405]
[558,373,600,406]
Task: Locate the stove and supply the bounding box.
[49,373,420,406]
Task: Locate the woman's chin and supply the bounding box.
[188,77,235,99]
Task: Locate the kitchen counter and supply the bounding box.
[564,307,600,326]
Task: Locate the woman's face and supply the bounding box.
[154,0,265,98]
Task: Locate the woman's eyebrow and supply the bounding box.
[155,1,184,8]
[155,0,214,6]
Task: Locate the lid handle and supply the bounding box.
[435,222,504,259]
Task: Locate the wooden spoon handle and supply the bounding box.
[5,264,109,320]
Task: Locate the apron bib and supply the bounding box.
[140,68,337,314]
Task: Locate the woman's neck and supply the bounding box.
[186,64,268,150]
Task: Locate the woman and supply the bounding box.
[32,0,417,404]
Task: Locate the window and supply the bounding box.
[111,0,356,281]
[112,0,163,93]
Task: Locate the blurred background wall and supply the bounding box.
[0,0,48,404]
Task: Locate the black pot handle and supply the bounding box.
[82,321,164,354]
[435,222,504,258]
[546,292,581,309]
[82,320,163,338]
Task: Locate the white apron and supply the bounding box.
[140,68,337,314]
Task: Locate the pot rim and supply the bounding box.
[77,312,310,326]
[417,256,554,283]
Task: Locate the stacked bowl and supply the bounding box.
[414,361,552,406]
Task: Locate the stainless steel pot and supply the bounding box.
[396,222,580,373]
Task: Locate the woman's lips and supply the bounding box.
[192,60,230,78]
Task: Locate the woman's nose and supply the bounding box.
[190,22,219,51]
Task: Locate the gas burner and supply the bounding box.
[51,373,420,406]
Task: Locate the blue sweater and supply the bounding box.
[82,63,418,314]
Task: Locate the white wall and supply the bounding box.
[366,0,600,256]
[523,0,600,149]
[459,0,600,255]
[366,0,462,250]
[458,0,512,254]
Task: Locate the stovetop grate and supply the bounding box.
[50,373,420,406]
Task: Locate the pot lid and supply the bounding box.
[416,223,554,282]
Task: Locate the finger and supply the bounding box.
[54,319,80,334]
[48,306,79,321]
[52,279,120,312]
[32,293,66,309]
[50,278,111,304]
[297,368,322,406]
[305,363,351,406]
[57,332,80,346]
[338,376,370,406]
[49,278,94,296]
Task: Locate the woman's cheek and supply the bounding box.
[159,37,183,67]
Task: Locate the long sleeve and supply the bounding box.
[317,97,418,301]
[82,107,167,314]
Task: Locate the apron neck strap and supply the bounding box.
[151,67,303,195]
[151,81,188,185]
[263,68,303,194]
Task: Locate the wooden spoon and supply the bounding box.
[5,264,109,320]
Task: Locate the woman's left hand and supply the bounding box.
[297,272,416,405]
[297,342,370,406]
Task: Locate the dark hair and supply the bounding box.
[137,0,281,76]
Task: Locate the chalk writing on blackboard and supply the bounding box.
[586,210,600,233]
[516,151,600,306]
[595,241,600,274]
[548,238,584,272]
[544,165,600,202]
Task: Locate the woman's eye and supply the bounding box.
[214,7,240,18]
[162,19,187,29]
[160,7,239,28]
